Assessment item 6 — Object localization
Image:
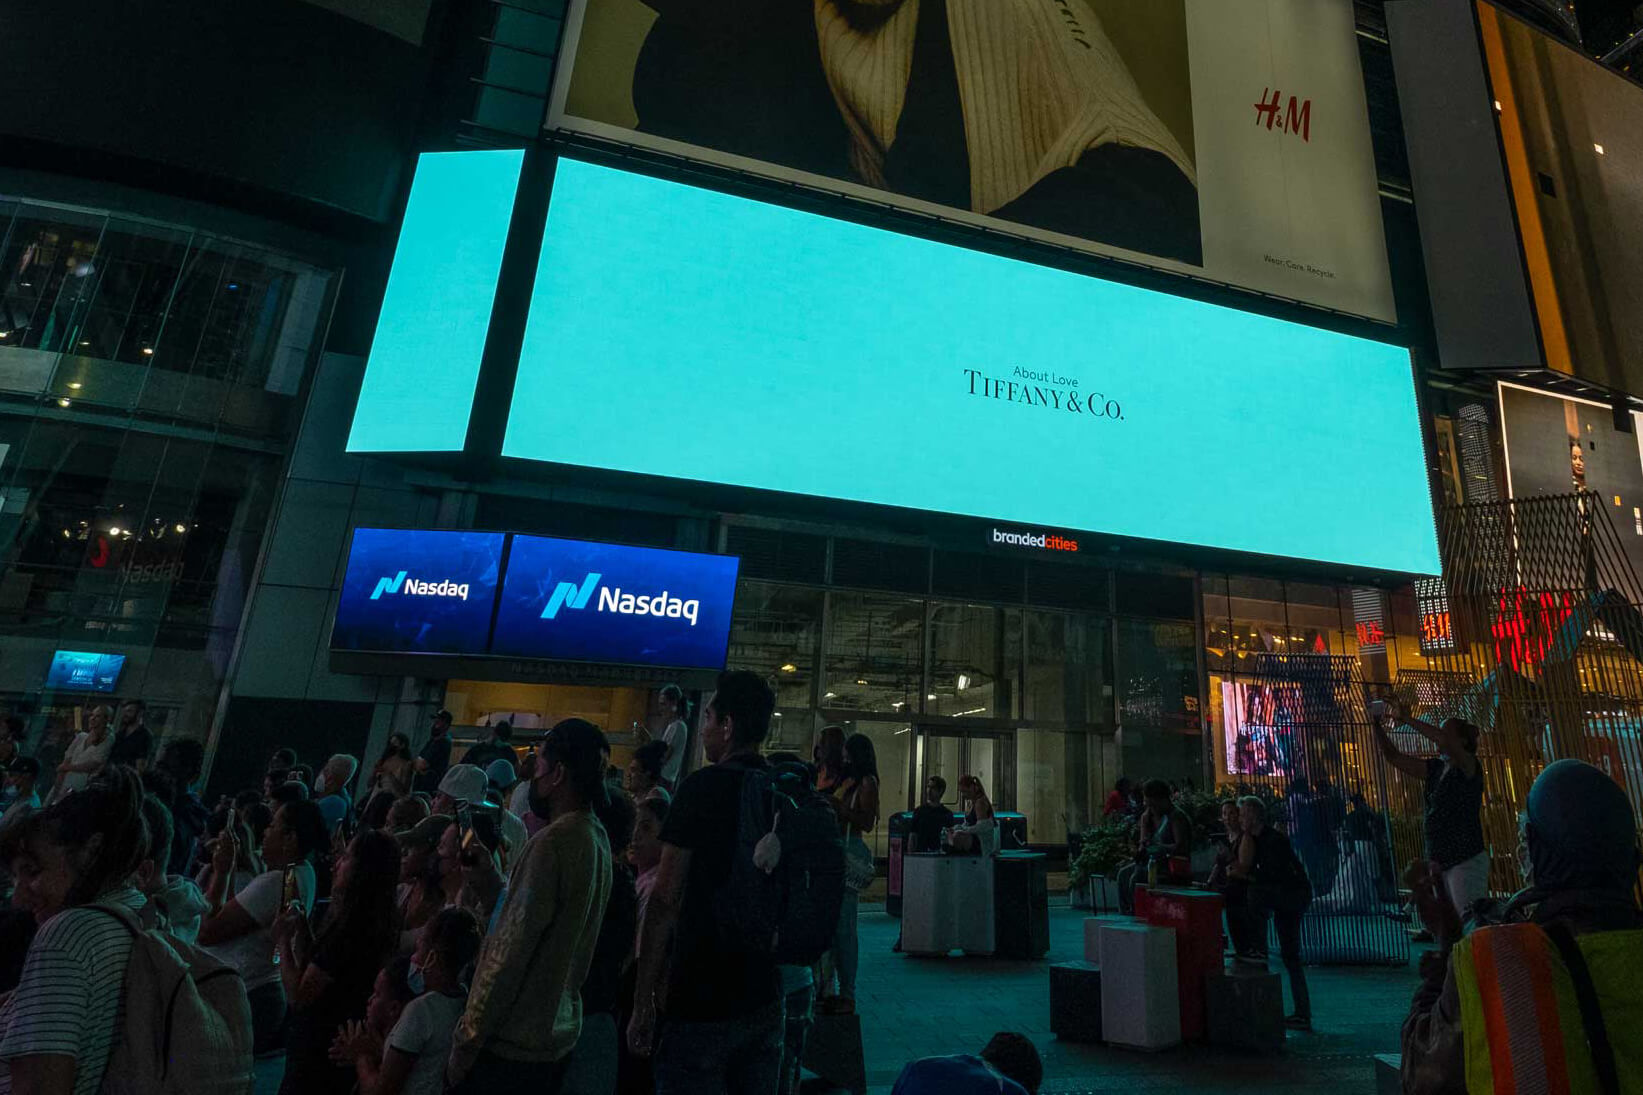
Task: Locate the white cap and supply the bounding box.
[438,764,488,806]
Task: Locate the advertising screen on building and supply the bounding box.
[1478,3,1643,394]
[495,158,1438,575]
[346,149,524,454]
[1221,680,1307,777]
[45,651,126,692]
[1497,382,1643,580]
[332,528,506,654]
[548,0,1396,322]
[492,536,740,669]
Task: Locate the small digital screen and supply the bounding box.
[46,651,127,692]
[492,535,740,670]
[332,528,506,654]
[1222,681,1308,777]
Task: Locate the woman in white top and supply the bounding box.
[950,774,999,855]
[0,766,150,1095]
[48,706,113,804]
[198,798,327,1055]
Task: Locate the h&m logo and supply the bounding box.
[370,571,471,601]
[540,571,701,626]
[1253,88,1311,142]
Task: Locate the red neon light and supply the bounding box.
[1490,589,1577,672]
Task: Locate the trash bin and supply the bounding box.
[890,810,1028,916]
[887,811,912,917]
[993,851,1050,958]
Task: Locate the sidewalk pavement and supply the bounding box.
[853,902,1414,1095]
[256,902,1418,1094]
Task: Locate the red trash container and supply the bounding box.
[1143,888,1225,1042]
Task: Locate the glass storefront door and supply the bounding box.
[916,728,1014,814]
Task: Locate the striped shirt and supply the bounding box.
[0,888,145,1095]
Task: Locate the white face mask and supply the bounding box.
[313,774,327,794]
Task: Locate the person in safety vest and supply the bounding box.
[1401,759,1642,1094]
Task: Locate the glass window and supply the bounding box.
[823,592,923,714]
[1023,610,1109,725]
[0,205,107,363]
[1116,619,1200,733]
[927,602,1015,719]
[1016,728,1090,843]
[0,200,333,435]
[727,581,822,710]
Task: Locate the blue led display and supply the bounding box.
[492,535,740,669]
[332,528,505,654]
[45,651,127,692]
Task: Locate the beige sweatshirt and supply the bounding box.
[450,808,611,1073]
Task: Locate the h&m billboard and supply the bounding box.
[548,0,1397,322]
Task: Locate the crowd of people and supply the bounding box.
[0,678,1047,1095]
[0,679,1629,1095]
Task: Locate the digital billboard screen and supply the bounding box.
[1222,680,1307,777]
[548,0,1395,322]
[496,158,1438,575]
[45,651,127,693]
[1478,2,1643,394]
[492,536,740,670]
[332,528,505,654]
[346,149,525,453]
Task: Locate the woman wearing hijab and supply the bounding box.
[1401,760,1643,1094]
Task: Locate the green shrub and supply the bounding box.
[1069,817,1136,885]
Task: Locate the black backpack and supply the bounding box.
[713,760,845,964]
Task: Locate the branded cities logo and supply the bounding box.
[540,572,701,626]
[991,527,1079,553]
[370,571,472,602]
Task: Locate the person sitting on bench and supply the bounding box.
[1117,780,1193,913]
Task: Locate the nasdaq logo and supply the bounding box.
[539,571,700,626]
[541,572,602,619]
[371,570,471,602]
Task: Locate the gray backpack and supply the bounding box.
[92,903,254,1095]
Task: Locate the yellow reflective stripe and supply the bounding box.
[1453,938,1498,1094]
[1460,925,1643,1095]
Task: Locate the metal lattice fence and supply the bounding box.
[1236,653,1410,964]
[1390,492,1643,899]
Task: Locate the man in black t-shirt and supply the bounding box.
[412,709,454,795]
[628,670,782,1095]
[909,775,954,852]
[107,699,153,773]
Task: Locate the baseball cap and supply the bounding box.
[396,814,453,854]
[438,764,488,806]
[541,718,611,807]
[485,758,517,791]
